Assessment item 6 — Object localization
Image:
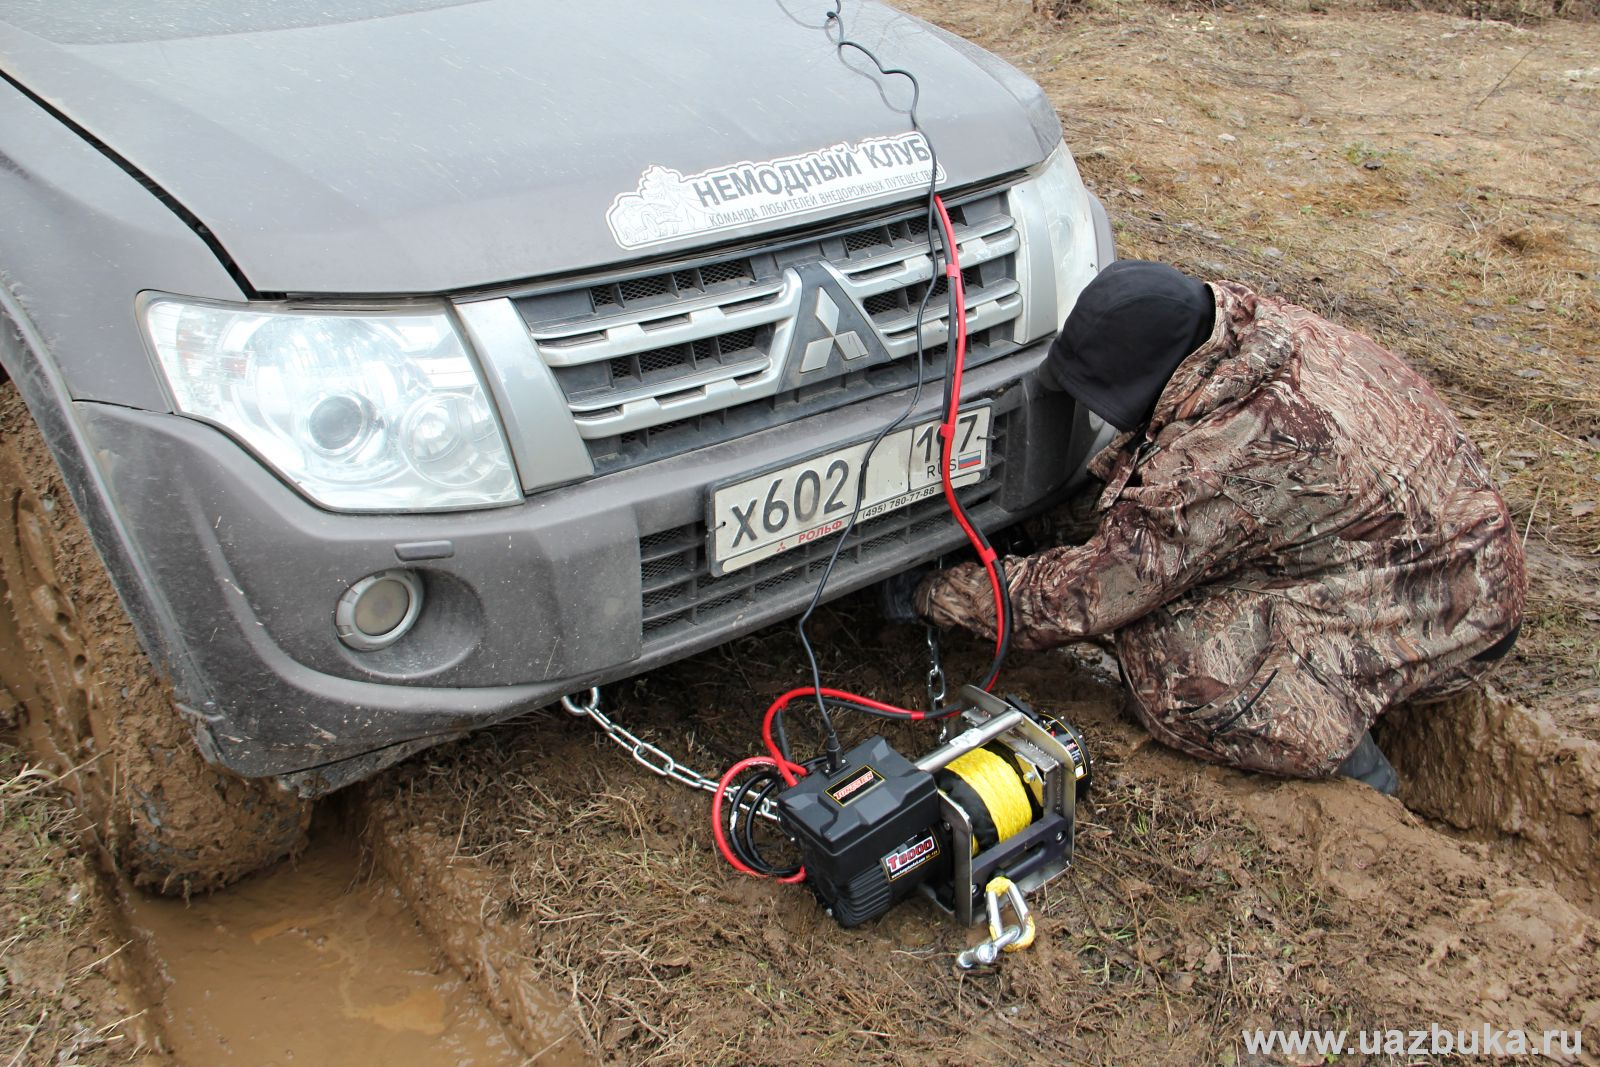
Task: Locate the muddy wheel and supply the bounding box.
[0,383,310,893]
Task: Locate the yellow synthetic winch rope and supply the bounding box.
[945,748,1032,849]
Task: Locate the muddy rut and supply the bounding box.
[121,816,526,1065]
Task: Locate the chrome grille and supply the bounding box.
[637,414,1011,645]
[514,190,1022,475]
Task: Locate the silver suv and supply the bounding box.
[0,0,1113,887]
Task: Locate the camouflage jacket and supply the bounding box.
[918,281,1526,776]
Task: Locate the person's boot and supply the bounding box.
[1336,731,1398,796]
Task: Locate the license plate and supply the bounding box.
[708,406,992,575]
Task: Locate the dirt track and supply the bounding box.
[3,0,1597,1063]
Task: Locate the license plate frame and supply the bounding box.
[706,405,993,576]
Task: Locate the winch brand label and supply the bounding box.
[606,134,946,250]
[825,764,884,807]
[882,830,941,882]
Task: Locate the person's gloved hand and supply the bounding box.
[877,566,932,625]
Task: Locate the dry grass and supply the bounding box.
[1374,0,1599,21]
[371,614,1432,1065]
[0,747,146,1066]
[1034,0,1599,21]
[364,590,1599,1063]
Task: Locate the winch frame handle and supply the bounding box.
[913,689,1026,775]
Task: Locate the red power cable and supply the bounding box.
[711,756,807,882]
[931,195,1008,691]
[761,686,925,786]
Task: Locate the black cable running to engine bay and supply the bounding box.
[716,1,1022,885]
[792,1,950,772]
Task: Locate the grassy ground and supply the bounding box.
[367,617,1597,1064]
[912,0,1600,722]
[0,744,153,1065]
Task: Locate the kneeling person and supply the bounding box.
[912,261,1525,793]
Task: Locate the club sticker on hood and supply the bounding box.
[606,134,946,250]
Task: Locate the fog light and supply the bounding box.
[336,570,424,651]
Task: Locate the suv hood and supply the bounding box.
[0,1,1059,295]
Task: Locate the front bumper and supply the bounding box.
[80,339,1095,794]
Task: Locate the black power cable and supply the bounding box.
[723,754,830,876]
[792,1,950,773]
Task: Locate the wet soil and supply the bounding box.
[0,743,157,1066]
[122,815,524,1066]
[1379,687,1600,910]
[5,0,1598,1061]
[1,755,551,1066]
[364,805,588,1063]
[0,383,310,896]
[364,614,1599,1065]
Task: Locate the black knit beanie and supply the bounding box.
[1038,260,1216,432]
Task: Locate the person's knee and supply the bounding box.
[1134,692,1368,779]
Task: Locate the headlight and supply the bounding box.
[1009,143,1103,346]
[142,297,519,511]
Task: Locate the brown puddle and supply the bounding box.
[125,820,539,1065]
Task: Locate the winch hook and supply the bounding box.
[955,876,1037,970]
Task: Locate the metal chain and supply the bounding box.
[924,623,948,712]
[561,687,778,821]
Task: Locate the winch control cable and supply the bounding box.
[713,2,1016,883]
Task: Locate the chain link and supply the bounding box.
[561,688,778,821]
[925,623,947,711]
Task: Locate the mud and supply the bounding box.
[0,383,310,895]
[1379,688,1600,909]
[364,802,588,1063]
[1,743,159,1065]
[123,816,526,1065]
[362,623,1600,1063]
[1227,769,1599,1044]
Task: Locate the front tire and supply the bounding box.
[0,383,310,893]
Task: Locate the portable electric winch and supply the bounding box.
[701,680,1090,965]
[774,686,1089,931]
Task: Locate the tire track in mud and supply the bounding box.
[116,813,528,1065]
[363,801,589,1064]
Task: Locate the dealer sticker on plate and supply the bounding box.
[708,406,991,575]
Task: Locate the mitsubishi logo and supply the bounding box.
[799,289,870,373]
[782,263,884,385]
